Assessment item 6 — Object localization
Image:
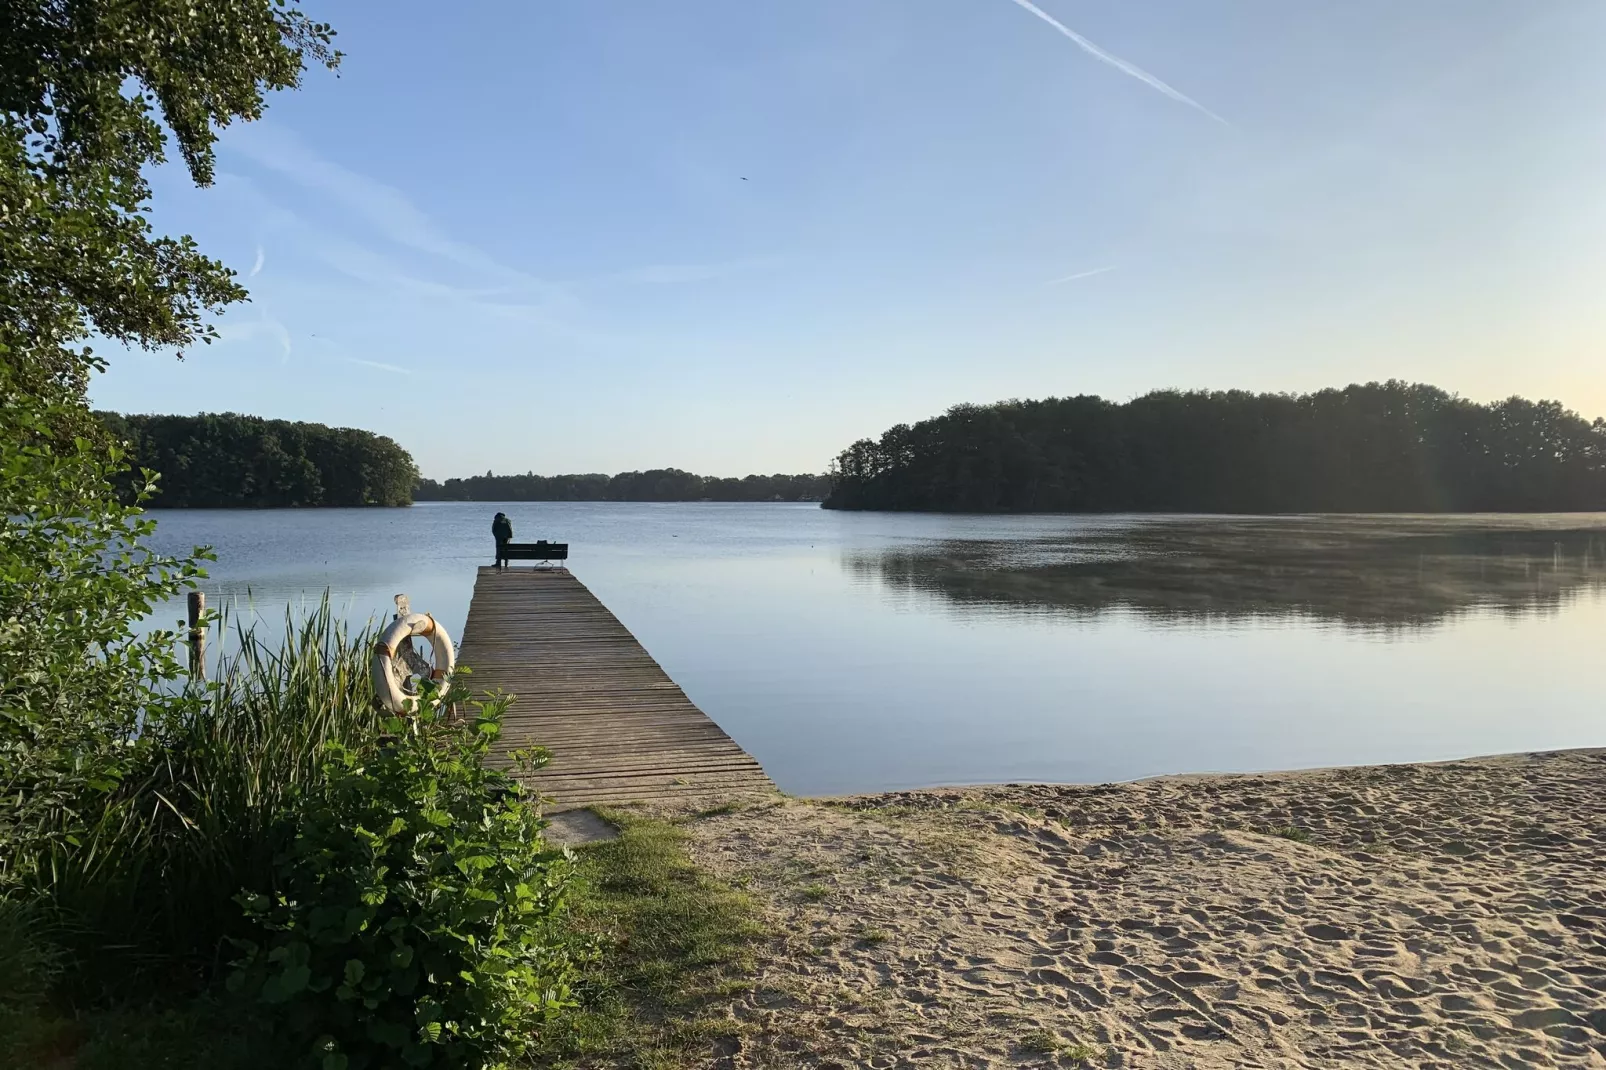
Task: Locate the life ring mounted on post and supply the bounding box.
[371,608,456,714]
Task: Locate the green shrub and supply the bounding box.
[0,381,210,897]
[231,691,580,1069]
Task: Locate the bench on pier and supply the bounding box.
[500,540,568,565]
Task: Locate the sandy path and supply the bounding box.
[681,749,1606,1068]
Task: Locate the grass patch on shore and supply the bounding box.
[1019,1028,1063,1054]
[1018,1028,1104,1063]
[854,924,890,947]
[541,811,766,1068]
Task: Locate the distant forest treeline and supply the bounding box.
[415,469,830,503]
[97,412,419,507]
[825,382,1606,513]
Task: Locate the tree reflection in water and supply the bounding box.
[845,516,1606,630]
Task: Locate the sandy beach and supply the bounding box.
[672,749,1606,1068]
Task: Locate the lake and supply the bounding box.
[146,503,1606,797]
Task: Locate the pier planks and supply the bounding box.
[457,567,775,810]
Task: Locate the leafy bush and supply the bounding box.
[231,692,581,1069]
[0,378,209,893]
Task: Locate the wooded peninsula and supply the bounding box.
[824,382,1606,513]
[98,412,419,507]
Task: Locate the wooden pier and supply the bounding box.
[457,567,775,810]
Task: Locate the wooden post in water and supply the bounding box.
[187,590,206,680]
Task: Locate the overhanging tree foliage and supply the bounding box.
[1,0,338,407]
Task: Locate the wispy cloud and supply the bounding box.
[609,256,783,286]
[218,309,292,364]
[308,231,521,303]
[217,128,645,355]
[227,125,567,306]
[1003,0,1228,126]
[1046,265,1116,286]
[616,263,739,285]
[343,356,412,375]
[269,317,291,365]
[248,245,265,277]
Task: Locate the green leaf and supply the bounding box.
[367,1020,409,1049]
[263,963,311,1003]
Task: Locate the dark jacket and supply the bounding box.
[492,516,513,542]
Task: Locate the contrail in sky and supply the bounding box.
[249,245,265,277]
[1047,265,1116,285]
[344,356,413,375]
[1004,0,1228,126]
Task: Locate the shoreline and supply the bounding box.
[804,745,1606,803]
[648,747,1606,1068]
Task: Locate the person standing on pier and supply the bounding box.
[492,511,513,569]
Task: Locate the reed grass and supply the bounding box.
[37,599,388,987]
[0,898,75,1070]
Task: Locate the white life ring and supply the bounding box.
[371,612,456,713]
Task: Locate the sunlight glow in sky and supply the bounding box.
[90,0,1606,478]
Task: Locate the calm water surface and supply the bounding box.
[146,504,1606,796]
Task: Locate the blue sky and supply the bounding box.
[91,0,1606,478]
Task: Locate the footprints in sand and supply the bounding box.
[681,749,1606,1068]
[1304,923,1351,942]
